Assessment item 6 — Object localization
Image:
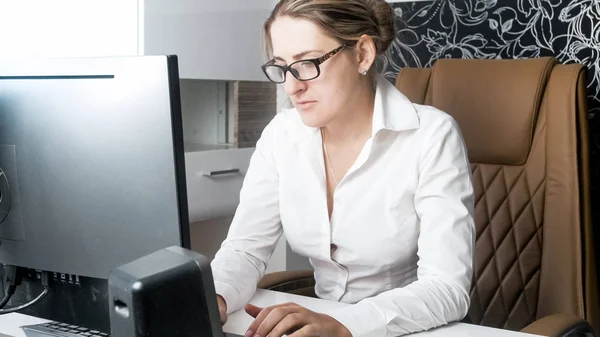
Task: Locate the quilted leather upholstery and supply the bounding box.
[468,97,547,329]
[469,156,546,329]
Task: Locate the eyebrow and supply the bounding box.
[273,49,323,62]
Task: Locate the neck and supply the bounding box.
[321,77,376,144]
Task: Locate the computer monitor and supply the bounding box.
[0,55,190,330]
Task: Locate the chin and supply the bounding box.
[297,109,326,128]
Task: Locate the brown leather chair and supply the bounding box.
[258,57,599,337]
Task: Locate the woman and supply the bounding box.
[211,1,475,337]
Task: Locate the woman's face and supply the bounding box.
[269,16,363,128]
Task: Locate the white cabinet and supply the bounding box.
[143,0,277,81]
[185,148,255,223]
[180,79,229,147]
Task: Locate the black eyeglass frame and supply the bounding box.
[261,45,346,84]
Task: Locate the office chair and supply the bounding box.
[258,57,599,337]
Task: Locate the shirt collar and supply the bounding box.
[371,74,420,135]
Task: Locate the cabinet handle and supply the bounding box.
[202,168,240,177]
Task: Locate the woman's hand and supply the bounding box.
[217,295,228,324]
[243,302,352,337]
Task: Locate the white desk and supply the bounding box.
[224,290,542,337]
[0,289,540,337]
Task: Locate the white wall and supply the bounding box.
[143,0,278,81]
[0,0,139,57]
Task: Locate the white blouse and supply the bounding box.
[211,75,475,337]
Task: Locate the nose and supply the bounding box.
[283,74,306,97]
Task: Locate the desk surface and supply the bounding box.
[0,289,540,337]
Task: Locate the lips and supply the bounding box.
[295,100,317,109]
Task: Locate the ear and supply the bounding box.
[354,34,377,74]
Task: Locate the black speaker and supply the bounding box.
[107,246,225,337]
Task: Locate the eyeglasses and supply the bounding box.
[261,45,346,84]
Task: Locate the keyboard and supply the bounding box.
[21,322,109,337]
[21,321,242,337]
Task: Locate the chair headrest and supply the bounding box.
[426,57,556,165]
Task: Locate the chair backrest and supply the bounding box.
[395,57,598,332]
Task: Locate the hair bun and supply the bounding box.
[367,0,396,53]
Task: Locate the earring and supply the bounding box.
[359,69,368,75]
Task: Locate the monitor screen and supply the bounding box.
[0,55,190,280]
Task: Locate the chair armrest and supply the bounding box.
[257,270,316,298]
[520,313,594,337]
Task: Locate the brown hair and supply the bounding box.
[263,0,396,58]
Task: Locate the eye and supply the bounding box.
[298,61,313,68]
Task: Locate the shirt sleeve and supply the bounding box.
[210,115,284,314]
[327,114,475,337]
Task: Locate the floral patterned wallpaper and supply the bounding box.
[381,0,600,222]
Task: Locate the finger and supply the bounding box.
[245,302,295,318]
[245,305,272,337]
[217,295,228,324]
[245,302,297,334]
[267,313,306,337]
[252,304,301,337]
[219,307,227,325]
[287,324,318,337]
[244,303,263,318]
